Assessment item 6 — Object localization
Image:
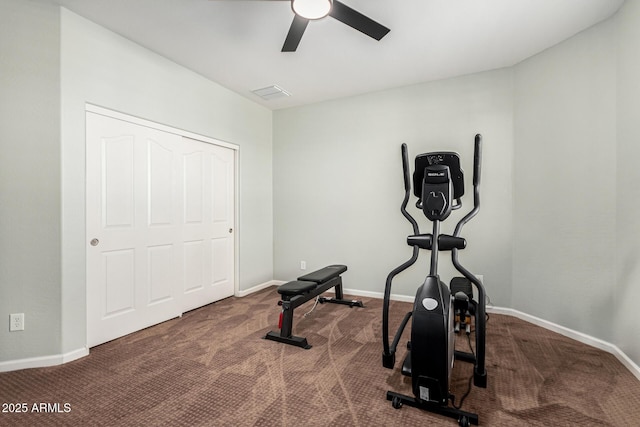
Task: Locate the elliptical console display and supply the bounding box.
[382,135,487,427]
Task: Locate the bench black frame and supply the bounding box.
[264,266,364,349]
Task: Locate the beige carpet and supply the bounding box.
[1,286,639,426]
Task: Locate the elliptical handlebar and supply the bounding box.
[401,144,420,236]
[453,134,481,238]
[473,134,482,187]
[451,133,487,387]
[382,144,420,365]
[402,143,411,192]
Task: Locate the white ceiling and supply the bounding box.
[53,0,624,110]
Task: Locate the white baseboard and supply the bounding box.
[0,347,89,373]
[487,306,640,381]
[279,285,418,303]
[235,280,283,297]
[612,346,640,382]
[340,287,414,302]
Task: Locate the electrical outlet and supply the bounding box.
[10,313,24,332]
[300,261,306,270]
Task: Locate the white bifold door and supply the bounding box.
[86,112,235,347]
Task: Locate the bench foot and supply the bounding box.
[264,331,312,349]
[318,297,364,308]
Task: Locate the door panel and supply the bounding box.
[183,240,205,293]
[183,151,204,224]
[147,244,174,305]
[212,153,230,223]
[103,249,135,317]
[102,135,135,228]
[212,237,230,284]
[148,140,175,227]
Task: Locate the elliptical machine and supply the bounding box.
[382,135,487,426]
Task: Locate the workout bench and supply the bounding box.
[264,265,364,349]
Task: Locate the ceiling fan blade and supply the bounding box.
[329,0,390,41]
[282,15,309,52]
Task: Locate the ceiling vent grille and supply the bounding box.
[251,85,291,101]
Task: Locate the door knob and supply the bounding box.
[228,228,233,234]
[90,238,99,246]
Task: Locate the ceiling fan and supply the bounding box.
[211,0,390,52]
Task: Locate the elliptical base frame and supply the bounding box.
[386,391,478,426]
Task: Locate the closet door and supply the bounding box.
[181,138,235,312]
[86,113,235,347]
[86,113,182,347]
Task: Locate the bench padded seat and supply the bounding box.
[297,264,347,284]
[277,280,318,296]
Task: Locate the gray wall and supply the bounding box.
[0,0,62,362]
[513,2,640,365]
[615,0,640,364]
[273,70,515,305]
[513,18,616,341]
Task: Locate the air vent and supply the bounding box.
[251,85,291,101]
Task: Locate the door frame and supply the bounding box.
[85,103,240,341]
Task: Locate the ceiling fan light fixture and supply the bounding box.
[292,0,332,20]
